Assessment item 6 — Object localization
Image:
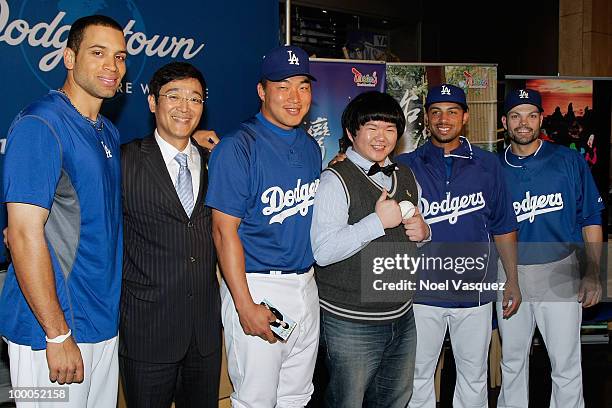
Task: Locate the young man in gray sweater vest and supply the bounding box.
[311,91,430,408]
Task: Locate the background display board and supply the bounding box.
[304,58,385,168]
[385,63,498,154]
[0,0,279,262]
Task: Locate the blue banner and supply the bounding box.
[0,0,279,261]
[305,59,386,168]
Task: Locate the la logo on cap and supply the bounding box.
[441,85,451,95]
[287,50,300,65]
[519,89,529,98]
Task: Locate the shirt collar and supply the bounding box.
[255,112,297,137]
[346,147,392,172]
[154,129,194,166]
[504,139,545,168]
[424,136,473,160]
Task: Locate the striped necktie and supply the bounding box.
[174,152,194,217]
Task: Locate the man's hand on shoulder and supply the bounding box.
[46,336,84,384]
[192,130,219,152]
[328,152,347,166]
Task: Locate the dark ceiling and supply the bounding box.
[283,0,560,79]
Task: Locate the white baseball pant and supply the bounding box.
[7,336,118,408]
[497,254,584,408]
[221,269,319,408]
[409,303,492,408]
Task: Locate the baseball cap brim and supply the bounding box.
[264,70,317,82]
[504,101,544,114]
[425,101,468,111]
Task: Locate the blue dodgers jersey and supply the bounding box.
[0,91,123,349]
[501,141,604,264]
[396,138,517,306]
[397,139,517,242]
[206,113,321,272]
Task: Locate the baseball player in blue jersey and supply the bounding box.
[497,89,603,408]
[395,84,522,408]
[0,15,125,407]
[206,45,321,408]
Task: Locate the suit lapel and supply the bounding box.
[141,136,188,217]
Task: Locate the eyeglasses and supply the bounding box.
[159,93,204,106]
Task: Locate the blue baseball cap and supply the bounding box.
[261,45,316,82]
[504,89,544,114]
[425,84,468,111]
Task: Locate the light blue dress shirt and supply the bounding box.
[311,147,428,267]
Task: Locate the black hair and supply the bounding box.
[148,62,207,102]
[341,91,406,142]
[67,15,123,55]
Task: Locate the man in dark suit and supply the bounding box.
[119,62,221,408]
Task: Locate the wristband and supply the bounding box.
[45,329,72,344]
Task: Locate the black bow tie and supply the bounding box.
[367,162,398,177]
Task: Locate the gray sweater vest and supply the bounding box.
[315,159,419,323]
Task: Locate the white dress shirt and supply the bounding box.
[154,130,201,200]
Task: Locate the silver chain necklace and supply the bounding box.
[57,88,104,131]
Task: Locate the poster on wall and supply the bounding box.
[525,79,597,165]
[345,31,396,61]
[304,59,386,168]
[385,63,498,155]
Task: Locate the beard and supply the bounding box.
[431,132,460,144]
[429,126,461,145]
[509,126,539,145]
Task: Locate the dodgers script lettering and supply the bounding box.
[421,192,486,224]
[261,178,319,224]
